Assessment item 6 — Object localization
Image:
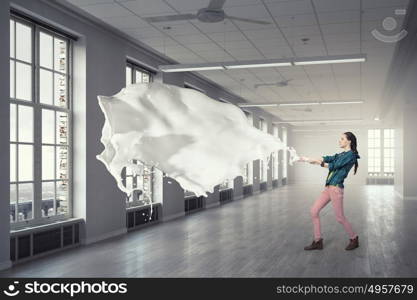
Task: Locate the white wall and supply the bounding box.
[289,127,368,186]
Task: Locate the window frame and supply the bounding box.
[272,124,279,180]
[242,110,253,186]
[124,61,157,208]
[218,97,233,190]
[383,129,394,176]
[10,14,73,230]
[126,61,154,85]
[367,128,395,177]
[258,117,267,183]
[282,126,288,178]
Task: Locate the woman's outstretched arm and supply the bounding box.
[299,156,329,168]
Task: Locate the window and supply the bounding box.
[242,111,253,185]
[183,83,208,195]
[368,129,394,177]
[124,62,155,207]
[217,97,234,190]
[219,179,234,190]
[282,127,288,178]
[184,189,196,197]
[126,62,152,85]
[259,118,267,183]
[383,129,394,176]
[10,16,72,227]
[272,125,279,180]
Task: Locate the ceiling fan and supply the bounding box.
[254,79,296,89]
[143,0,271,25]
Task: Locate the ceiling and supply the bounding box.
[65,0,409,125]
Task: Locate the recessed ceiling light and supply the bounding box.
[374,117,380,121]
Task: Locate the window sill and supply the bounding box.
[126,202,161,211]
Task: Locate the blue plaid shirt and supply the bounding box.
[322,150,360,188]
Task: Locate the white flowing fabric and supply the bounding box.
[96,82,300,198]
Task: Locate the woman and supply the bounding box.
[298,132,361,251]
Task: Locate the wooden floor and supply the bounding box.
[1,183,417,277]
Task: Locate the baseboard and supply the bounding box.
[233,195,244,201]
[395,189,404,199]
[0,260,12,271]
[205,201,220,208]
[395,189,417,200]
[162,211,185,222]
[82,227,127,245]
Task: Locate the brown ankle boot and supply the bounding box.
[345,236,359,250]
[304,238,323,250]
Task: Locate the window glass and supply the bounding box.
[18,183,33,221]
[39,32,53,69]
[54,73,67,107]
[10,144,16,182]
[56,181,68,215]
[10,104,16,142]
[18,145,33,182]
[42,146,55,180]
[282,127,287,178]
[42,109,55,144]
[10,184,17,222]
[16,22,32,63]
[54,37,67,73]
[10,20,15,58]
[57,146,68,181]
[10,60,15,98]
[126,66,132,85]
[56,111,68,145]
[18,105,33,142]
[16,62,32,101]
[40,69,53,105]
[42,181,55,217]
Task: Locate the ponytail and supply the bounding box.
[344,132,359,175]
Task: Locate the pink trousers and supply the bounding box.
[310,185,357,241]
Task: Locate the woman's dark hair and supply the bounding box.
[344,131,359,175]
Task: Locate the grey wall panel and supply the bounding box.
[0,0,11,270]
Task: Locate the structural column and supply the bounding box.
[0,1,11,270]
